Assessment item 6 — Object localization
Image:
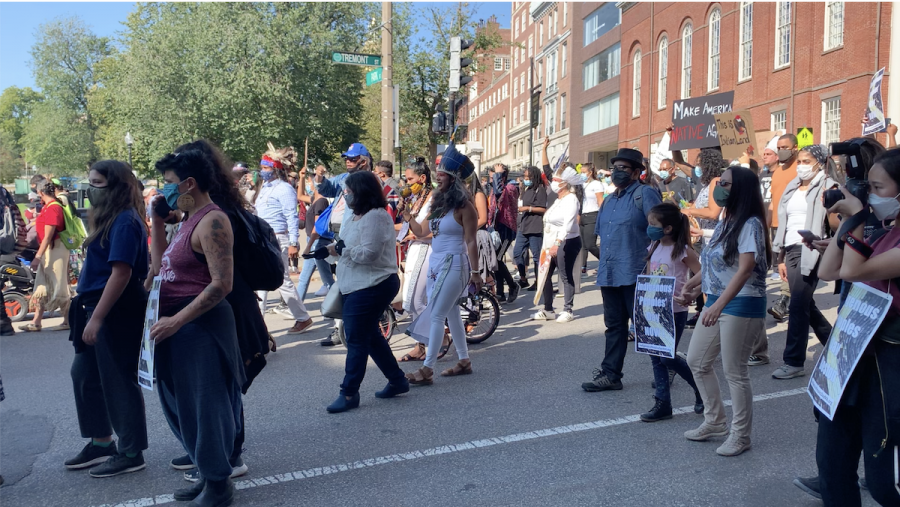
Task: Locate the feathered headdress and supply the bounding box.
[261,142,296,170]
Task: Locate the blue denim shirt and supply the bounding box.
[595,181,662,287]
[256,179,301,244]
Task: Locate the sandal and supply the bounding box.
[45,324,70,331]
[19,323,41,332]
[405,367,433,385]
[268,334,277,353]
[399,343,426,362]
[441,360,473,377]
[437,332,453,360]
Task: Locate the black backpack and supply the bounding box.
[0,188,26,255]
[232,208,285,292]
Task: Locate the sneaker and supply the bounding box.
[767,296,789,322]
[640,397,673,422]
[581,370,623,392]
[65,441,118,470]
[496,294,507,303]
[314,285,330,297]
[286,319,313,335]
[684,422,729,442]
[506,283,520,304]
[184,457,248,482]
[747,355,770,366]
[517,279,530,288]
[89,452,146,478]
[170,454,196,470]
[0,321,13,336]
[793,476,822,500]
[716,433,752,456]
[772,364,805,380]
[556,311,575,323]
[531,310,556,321]
[274,304,294,318]
[527,283,538,292]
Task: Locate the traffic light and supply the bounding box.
[449,37,473,92]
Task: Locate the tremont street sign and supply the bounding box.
[331,52,382,67]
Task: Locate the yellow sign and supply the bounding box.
[797,127,815,149]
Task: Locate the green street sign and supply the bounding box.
[331,52,382,67]
[366,67,383,87]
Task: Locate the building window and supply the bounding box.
[514,77,519,97]
[545,99,557,136]
[583,93,620,135]
[771,110,786,132]
[505,58,511,71]
[658,37,668,109]
[560,94,566,130]
[538,60,543,85]
[515,18,520,38]
[584,3,621,47]
[708,9,720,91]
[520,46,525,64]
[495,57,504,71]
[514,49,518,69]
[825,1,844,50]
[540,21,544,46]
[739,2,753,80]
[681,24,692,99]
[583,42,621,90]
[632,51,641,118]
[547,50,558,87]
[528,36,533,57]
[775,2,791,68]
[563,2,567,26]
[521,73,525,94]
[514,108,518,126]
[822,97,841,146]
[520,103,525,122]
[561,43,567,77]
[550,10,556,37]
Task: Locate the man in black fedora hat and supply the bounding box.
[582,147,662,393]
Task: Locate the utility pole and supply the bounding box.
[380,2,394,163]
[529,57,535,168]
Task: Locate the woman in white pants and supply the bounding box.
[403,144,482,385]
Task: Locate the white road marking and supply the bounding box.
[92,387,808,507]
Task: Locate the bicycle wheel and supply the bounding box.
[464,290,500,344]
[380,308,396,343]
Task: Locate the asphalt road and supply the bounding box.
[0,269,881,507]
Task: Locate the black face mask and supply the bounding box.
[612,170,633,188]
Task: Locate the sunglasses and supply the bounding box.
[610,165,634,172]
[343,155,361,162]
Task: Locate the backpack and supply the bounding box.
[47,200,87,250]
[233,208,285,292]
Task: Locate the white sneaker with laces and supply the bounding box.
[531,310,556,321]
[556,311,575,323]
[314,285,330,297]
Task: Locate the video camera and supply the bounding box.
[823,139,871,210]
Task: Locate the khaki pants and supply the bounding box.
[687,309,764,440]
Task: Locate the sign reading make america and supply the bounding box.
[669,91,735,151]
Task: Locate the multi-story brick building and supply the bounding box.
[569,2,622,169]
[618,1,895,165]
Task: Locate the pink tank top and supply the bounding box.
[159,203,219,310]
[648,243,690,313]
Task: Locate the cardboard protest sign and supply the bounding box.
[808,283,893,421]
[650,132,673,175]
[863,68,887,136]
[714,110,757,161]
[670,91,734,151]
[755,130,776,154]
[633,275,677,359]
[138,277,162,391]
[533,248,553,306]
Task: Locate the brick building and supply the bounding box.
[618,1,895,165]
[465,16,512,174]
[569,2,623,169]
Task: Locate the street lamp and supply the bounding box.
[124,132,133,167]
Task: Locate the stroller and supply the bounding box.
[0,250,36,322]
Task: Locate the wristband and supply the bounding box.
[844,233,872,258]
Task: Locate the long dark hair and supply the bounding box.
[175,140,249,212]
[647,202,690,261]
[155,150,216,192]
[697,147,725,186]
[85,160,145,248]
[714,166,771,266]
[524,165,544,188]
[36,180,61,205]
[345,171,387,216]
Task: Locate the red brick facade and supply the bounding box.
[465,17,512,172]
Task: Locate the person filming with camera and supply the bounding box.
[815,146,900,506]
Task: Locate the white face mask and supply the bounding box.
[550,181,561,193]
[796,164,817,181]
[869,192,900,221]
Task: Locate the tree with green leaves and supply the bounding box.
[0,86,44,182]
[21,101,93,176]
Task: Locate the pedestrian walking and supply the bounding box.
[512,165,547,290]
[578,163,603,269]
[21,180,70,332]
[295,167,336,304]
[489,164,519,303]
[768,134,800,322]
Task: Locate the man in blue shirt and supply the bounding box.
[583,148,662,392]
[256,153,312,334]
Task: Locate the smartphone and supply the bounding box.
[797,230,820,242]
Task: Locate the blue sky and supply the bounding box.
[0,1,510,92]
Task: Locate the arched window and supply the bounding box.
[632,50,641,117]
[658,37,668,109]
[681,24,693,99]
[708,9,721,90]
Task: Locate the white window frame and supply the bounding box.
[528,35,533,57]
[560,93,566,130]
[824,1,844,50]
[514,77,519,98]
[771,110,786,132]
[505,58,511,71]
[632,50,641,118]
[658,37,668,109]
[681,24,692,99]
[540,21,544,46]
[513,107,518,126]
[562,43,567,77]
[822,97,841,146]
[545,99,557,136]
[514,49,519,69]
[775,2,791,69]
[515,18,520,38]
[707,9,721,91]
[495,57,503,71]
[563,2,568,27]
[739,2,753,81]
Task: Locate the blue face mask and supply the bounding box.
[305,184,314,195]
[260,169,275,182]
[162,182,182,210]
[694,166,703,178]
[658,171,670,180]
[523,179,533,187]
[603,176,612,184]
[647,226,666,241]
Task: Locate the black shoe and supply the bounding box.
[326,393,360,413]
[640,397,673,422]
[768,295,790,322]
[89,452,146,478]
[581,370,623,392]
[176,478,206,501]
[65,441,118,470]
[375,379,410,399]
[517,278,530,288]
[651,369,678,389]
[793,476,822,500]
[0,321,13,336]
[527,284,537,292]
[187,478,234,507]
[506,283,520,304]
[171,454,196,470]
[320,337,338,347]
[685,313,699,329]
[496,294,507,302]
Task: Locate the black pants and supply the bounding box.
[579,211,600,263]
[783,245,832,367]
[542,237,581,313]
[600,284,637,382]
[340,274,404,397]
[817,339,900,507]
[494,223,516,296]
[0,288,9,326]
[513,231,542,284]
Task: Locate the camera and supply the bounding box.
[823,140,870,210]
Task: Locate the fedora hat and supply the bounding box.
[610,148,645,170]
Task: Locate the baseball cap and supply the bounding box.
[342,143,371,159]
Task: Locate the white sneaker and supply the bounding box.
[556,311,575,323]
[314,285,330,297]
[531,310,556,321]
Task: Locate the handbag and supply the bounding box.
[321,283,343,319]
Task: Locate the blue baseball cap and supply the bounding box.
[341,143,371,158]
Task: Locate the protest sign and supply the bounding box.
[138,276,162,391]
[863,68,887,136]
[714,110,757,161]
[808,283,893,421]
[755,130,777,154]
[650,132,672,175]
[533,248,552,306]
[633,275,677,359]
[670,91,734,151]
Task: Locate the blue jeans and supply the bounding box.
[650,311,698,403]
[340,275,404,397]
[513,230,542,282]
[296,238,335,301]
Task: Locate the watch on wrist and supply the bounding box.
[290,241,300,248]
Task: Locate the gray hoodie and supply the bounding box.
[773,171,837,276]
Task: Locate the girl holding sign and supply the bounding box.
[641,203,704,422]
